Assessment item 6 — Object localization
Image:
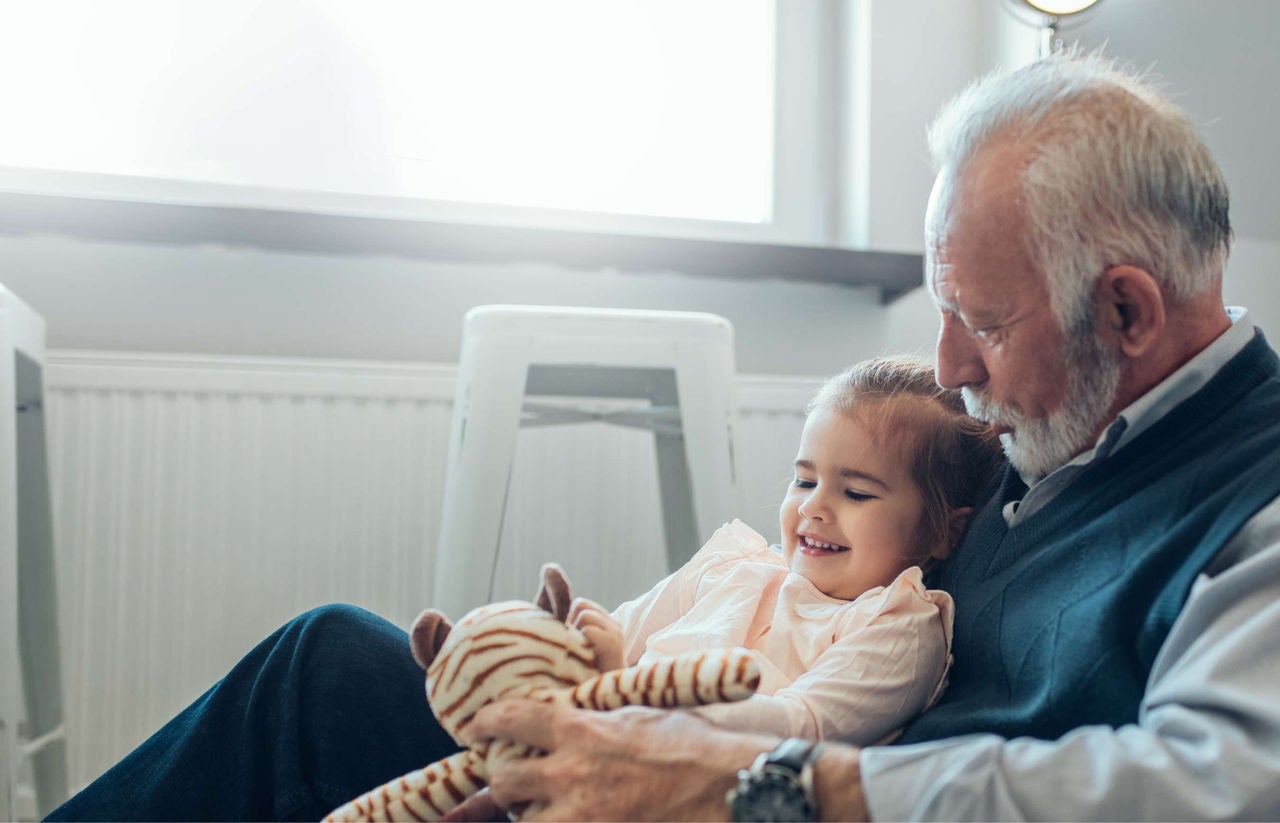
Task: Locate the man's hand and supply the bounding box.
[464,700,772,821]
[462,699,872,822]
[568,597,625,673]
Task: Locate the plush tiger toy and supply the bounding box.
[324,564,761,822]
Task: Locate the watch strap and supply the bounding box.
[764,737,822,773]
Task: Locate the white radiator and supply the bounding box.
[42,351,813,792]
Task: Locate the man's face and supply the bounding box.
[926,145,1120,480]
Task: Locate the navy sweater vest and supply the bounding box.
[898,331,1280,745]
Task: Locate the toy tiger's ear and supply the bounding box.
[410,609,453,670]
[535,562,573,622]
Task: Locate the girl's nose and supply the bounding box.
[797,490,830,521]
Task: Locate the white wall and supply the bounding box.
[864,1,990,253]
[0,232,893,378]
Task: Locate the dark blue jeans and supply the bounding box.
[46,604,462,821]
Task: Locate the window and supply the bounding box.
[0,1,845,245]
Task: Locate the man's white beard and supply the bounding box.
[962,321,1122,481]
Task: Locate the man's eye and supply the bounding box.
[845,490,876,502]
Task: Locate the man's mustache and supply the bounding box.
[960,388,1019,427]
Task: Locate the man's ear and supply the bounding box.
[1098,265,1166,358]
[931,506,973,561]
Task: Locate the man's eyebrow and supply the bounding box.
[794,460,890,490]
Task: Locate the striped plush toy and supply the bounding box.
[325,564,761,822]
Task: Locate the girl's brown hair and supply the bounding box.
[807,355,1004,563]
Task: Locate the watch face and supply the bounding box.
[730,772,814,822]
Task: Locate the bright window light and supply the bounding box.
[0,1,775,224]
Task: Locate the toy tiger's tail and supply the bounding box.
[571,647,761,710]
[323,749,486,823]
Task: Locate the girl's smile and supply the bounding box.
[796,533,849,554]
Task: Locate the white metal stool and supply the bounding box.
[432,305,742,617]
[0,285,68,820]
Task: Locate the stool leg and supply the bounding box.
[433,345,528,617]
[647,371,701,572]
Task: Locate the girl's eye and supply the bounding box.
[792,478,816,489]
[845,490,876,502]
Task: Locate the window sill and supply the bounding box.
[0,190,922,303]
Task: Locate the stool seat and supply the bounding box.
[432,305,742,617]
[1,284,68,820]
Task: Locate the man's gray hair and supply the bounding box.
[927,51,1232,329]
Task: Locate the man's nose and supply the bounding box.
[935,315,987,390]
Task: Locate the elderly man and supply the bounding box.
[50,53,1280,823]
[457,53,1280,821]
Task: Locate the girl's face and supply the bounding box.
[779,406,942,601]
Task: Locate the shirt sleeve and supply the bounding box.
[859,494,1280,821]
[610,521,761,667]
[693,572,953,745]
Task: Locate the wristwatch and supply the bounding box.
[726,738,823,822]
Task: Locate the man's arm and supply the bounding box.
[859,497,1280,820]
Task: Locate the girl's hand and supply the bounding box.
[568,597,626,672]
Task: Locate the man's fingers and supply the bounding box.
[466,698,560,749]
[440,788,506,822]
[487,757,551,816]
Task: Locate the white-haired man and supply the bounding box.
[461,53,1280,821]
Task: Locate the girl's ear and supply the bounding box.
[930,506,973,560]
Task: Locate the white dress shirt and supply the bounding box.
[860,308,1280,820]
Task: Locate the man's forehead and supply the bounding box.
[925,232,1023,317]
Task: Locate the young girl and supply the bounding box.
[571,355,1002,744]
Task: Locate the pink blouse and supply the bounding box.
[610,520,955,744]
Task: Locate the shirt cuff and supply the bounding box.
[859,734,1009,821]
